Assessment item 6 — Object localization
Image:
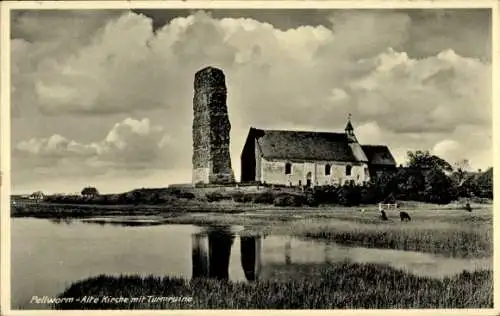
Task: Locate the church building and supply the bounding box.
[240,117,397,187]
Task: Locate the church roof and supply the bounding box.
[245,127,396,166]
[248,128,366,162]
[361,145,397,166]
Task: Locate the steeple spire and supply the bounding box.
[345,113,357,142]
[345,113,354,133]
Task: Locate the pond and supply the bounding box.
[11,217,492,309]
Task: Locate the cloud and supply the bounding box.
[10,9,492,191]
[11,10,126,45]
[431,134,491,171]
[13,117,182,175]
[12,11,491,125]
[16,134,97,158]
[400,9,491,61]
[347,48,491,134]
[432,140,461,163]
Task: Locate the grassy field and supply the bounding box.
[280,207,492,258]
[17,200,491,309]
[54,261,492,309]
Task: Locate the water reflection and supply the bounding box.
[240,236,262,281]
[48,218,74,225]
[191,227,235,280]
[191,227,263,281]
[285,239,291,265]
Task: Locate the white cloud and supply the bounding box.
[432,139,461,162]
[355,122,384,145]
[15,134,97,158]
[13,117,177,174]
[10,10,492,191]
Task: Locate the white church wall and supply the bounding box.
[258,158,369,187]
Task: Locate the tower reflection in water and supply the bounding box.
[191,227,262,281]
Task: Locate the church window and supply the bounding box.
[285,162,292,175]
[346,165,352,176]
[325,164,331,175]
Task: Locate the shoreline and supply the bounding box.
[52,263,493,309]
[11,198,492,219]
[12,201,493,259]
[10,201,268,218]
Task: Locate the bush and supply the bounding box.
[107,194,128,204]
[176,191,195,199]
[312,185,339,204]
[359,185,379,204]
[252,191,276,204]
[312,185,362,206]
[273,194,304,207]
[81,186,99,196]
[231,191,253,203]
[205,191,224,202]
[305,191,319,207]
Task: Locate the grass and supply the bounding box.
[303,227,490,258]
[54,261,493,309]
[10,200,258,218]
[272,208,493,258]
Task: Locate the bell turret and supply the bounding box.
[345,113,357,143]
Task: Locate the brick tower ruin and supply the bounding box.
[192,66,235,185]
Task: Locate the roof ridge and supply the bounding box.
[252,127,347,135]
[361,144,390,148]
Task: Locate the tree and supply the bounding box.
[407,150,453,173]
[371,171,398,200]
[451,159,473,197]
[474,167,493,199]
[454,159,471,172]
[399,151,456,203]
[81,187,99,197]
[395,167,425,200]
[452,159,471,186]
[423,166,457,204]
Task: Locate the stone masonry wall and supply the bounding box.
[192,67,235,184]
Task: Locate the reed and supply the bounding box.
[302,226,491,258]
[54,262,492,309]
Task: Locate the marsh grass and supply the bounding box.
[303,228,491,258]
[10,200,256,218]
[55,262,492,309]
[287,220,491,258]
[263,208,493,258]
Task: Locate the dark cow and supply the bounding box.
[465,202,472,212]
[380,210,388,221]
[400,211,411,222]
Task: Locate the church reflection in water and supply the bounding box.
[191,227,262,281]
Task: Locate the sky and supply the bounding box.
[9,8,493,194]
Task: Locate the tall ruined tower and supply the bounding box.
[192,66,235,185]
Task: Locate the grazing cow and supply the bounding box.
[400,211,411,222]
[380,210,388,221]
[465,202,472,212]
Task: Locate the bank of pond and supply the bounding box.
[11,218,492,310]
